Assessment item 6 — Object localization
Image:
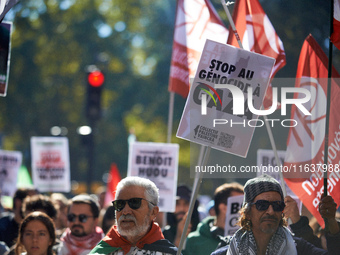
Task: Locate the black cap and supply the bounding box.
[176,185,191,202]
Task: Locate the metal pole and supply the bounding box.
[324,0,334,197]
[87,120,95,194]
[167,92,175,143]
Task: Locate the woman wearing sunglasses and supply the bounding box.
[14,211,56,255]
[90,176,179,255]
[211,174,340,255]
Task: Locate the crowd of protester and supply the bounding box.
[0,175,340,255]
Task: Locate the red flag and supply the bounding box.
[284,35,340,227]
[168,0,229,97]
[227,0,286,108]
[331,0,340,50]
[104,163,122,207]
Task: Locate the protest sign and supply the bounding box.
[0,150,22,197]
[256,149,286,181]
[224,194,243,236]
[31,137,71,192]
[127,142,179,212]
[257,149,302,213]
[176,39,275,157]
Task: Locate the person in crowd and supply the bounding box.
[183,182,244,255]
[56,194,104,255]
[14,211,56,255]
[284,194,340,250]
[50,193,69,237]
[90,176,179,255]
[100,205,116,234]
[163,185,200,247]
[22,194,58,220]
[0,188,37,248]
[211,174,340,255]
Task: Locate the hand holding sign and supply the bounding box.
[283,196,301,224]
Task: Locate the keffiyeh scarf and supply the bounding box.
[59,226,104,255]
[227,227,297,255]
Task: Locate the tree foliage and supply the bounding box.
[0,0,338,194]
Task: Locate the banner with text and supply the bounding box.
[127,142,179,212]
[31,137,71,192]
[0,149,22,197]
[176,39,275,157]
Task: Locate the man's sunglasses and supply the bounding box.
[67,213,95,223]
[112,198,156,212]
[250,200,285,212]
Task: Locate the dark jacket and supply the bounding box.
[290,216,340,249]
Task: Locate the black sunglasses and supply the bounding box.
[112,197,156,212]
[67,213,95,223]
[250,200,285,212]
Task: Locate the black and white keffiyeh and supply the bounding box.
[227,227,297,255]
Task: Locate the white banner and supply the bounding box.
[127,142,179,212]
[31,137,71,192]
[224,195,243,236]
[176,39,275,157]
[0,150,22,197]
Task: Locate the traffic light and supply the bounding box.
[86,67,105,121]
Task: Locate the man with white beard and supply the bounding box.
[90,176,179,255]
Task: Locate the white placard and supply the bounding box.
[127,142,179,212]
[31,137,71,192]
[0,150,22,197]
[176,39,275,157]
[224,195,243,236]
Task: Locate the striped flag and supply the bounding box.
[168,0,229,97]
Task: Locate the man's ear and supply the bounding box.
[151,206,159,220]
[219,203,227,215]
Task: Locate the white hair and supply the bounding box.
[115,176,159,207]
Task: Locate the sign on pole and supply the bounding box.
[224,194,243,236]
[0,150,22,197]
[31,137,71,192]
[127,142,179,212]
[176,39,275,157]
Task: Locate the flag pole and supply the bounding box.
[221,0,285,191]
[167,92,175,143]
[322,0,334,231]
[324,0,334,197]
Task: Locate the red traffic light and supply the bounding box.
[88,71,105,87]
